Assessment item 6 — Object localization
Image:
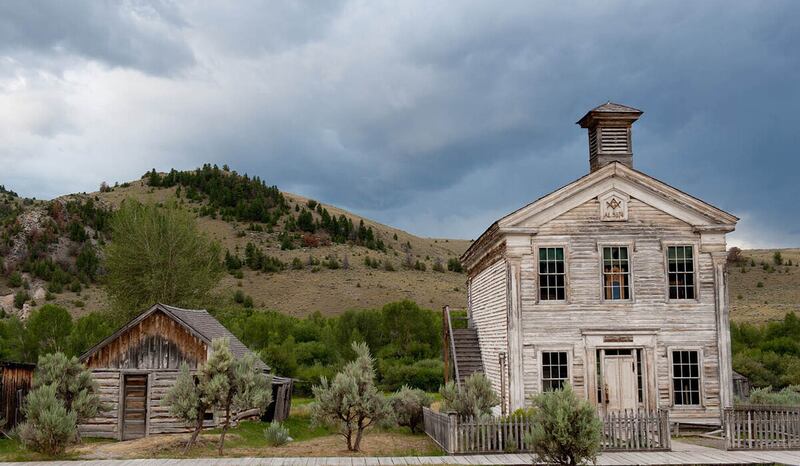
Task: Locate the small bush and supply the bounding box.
[439,373,499,417]
[7,271,22,287]
[757,281,764,288]
[390,386,432,433]
[383,261,395,272]
[264,421,291,446]
[527,384,601,466]
[234,289,245,304]
[14,290,29,309]
[291,257,303,270]
[432,258,445,273]
[748,386,800,406]
[447,258,464,273]
[18,384,77,455]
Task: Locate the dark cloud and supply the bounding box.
[0,1,194,75]
[0,1,798,247]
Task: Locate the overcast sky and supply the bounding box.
[1,1,798,248]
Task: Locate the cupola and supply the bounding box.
[577,102,642,172]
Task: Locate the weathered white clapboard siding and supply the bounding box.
[519,198,723,423]
[469,259,508,399]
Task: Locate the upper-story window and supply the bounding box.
[667,246,695,299]
[538,247,565,301]
[602,246,630,300]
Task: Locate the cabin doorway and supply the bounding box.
[121,374,147,440]
[598,349,643,414]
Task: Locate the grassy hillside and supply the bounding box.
[0,168,471,318]
[729,248,800,324]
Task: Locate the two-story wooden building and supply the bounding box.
[459,103,737,425]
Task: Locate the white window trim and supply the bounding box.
[537,347,574,394]
[597,241,635,304]
[533,243,570,305]
[667,346,705,409]
[662,241,701,303]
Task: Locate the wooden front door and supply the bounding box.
[122,374,147,440]
[603,354,637,412]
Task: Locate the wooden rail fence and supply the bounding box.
[724,405,800,450]
[423,407,670,454]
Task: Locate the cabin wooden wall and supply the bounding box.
[469,258,509,399]
[516,198,723,423]
[0,365,34,430]
[85,311,207,370]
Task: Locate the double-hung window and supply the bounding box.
[602,246,630,300]
[538,247,566,301]
[667,246,696,299]
[672,350,701,406]
[541,351,569,391]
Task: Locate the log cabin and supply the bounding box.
[0,361,35,431]
[79,303,292,440]
[456,103,738,426]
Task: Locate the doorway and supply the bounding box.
[122,374,147,440]
[597,349,643,413]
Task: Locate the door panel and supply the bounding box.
[122,375,147,440]
[603,356,637,412]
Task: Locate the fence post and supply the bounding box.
[448,411,458,454]
[723,407,732,450]
[658,408,671,450]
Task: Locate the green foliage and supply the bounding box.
[263,421,291,446]
[25,305,73,359]
[244,242,285,272]
[13,290,29,309]
[311,342,392,451]
[163,364,209,453]
[773,251,783,265]
[7,271,22,287]
[432,258,445,273]
[67,313,115,358]
[439,373,499,418]
[732,313,800,388]
[104,200,223,315]
[447,257,464,273]
[75,246,99,281]
[390,386,432,433]
[380,359,443,392]
[526,384,602,466]
[747,385,800,406]
[18,384,77,456]
[33,353,102,425]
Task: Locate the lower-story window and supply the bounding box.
[542,351,569,391]
[672,350,701,406]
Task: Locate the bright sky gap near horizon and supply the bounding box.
[0,1,798,249]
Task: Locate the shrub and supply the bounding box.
[234,289,246,304]
[447,258,464,273]
[380,359,443,392]
[432,258,445,273]
[7,271,22,287]
[439,372,499,418]
[747,385,800,406]
[757,281,764,288]
[33,353,103,429]
[311,342,392,451]
[383,261,395,272]
[390,386,432,433]
[18,384,77,455]
[14,290,29,309]
[291,257,303,270]
[264,421,291,446]
[774,251,783,266]
[527,384,601,466]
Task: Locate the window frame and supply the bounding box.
[534,244,569,304]
[667,347,704,408]
[538,348,573,393]
[598,242,635,303]
[663,242,700,302]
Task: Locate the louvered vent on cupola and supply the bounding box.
[577,102,643,172]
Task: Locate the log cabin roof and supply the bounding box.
[80,303,269,371]
[0,361,36,369]
[461,161,738,270]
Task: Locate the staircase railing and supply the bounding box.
[443,305,470,387]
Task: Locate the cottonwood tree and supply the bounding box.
[164,339,272,455]
[104,200,223,317]
[311,342,392,451]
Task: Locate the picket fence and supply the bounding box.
[724,405,800,450]
[422,407,671,454]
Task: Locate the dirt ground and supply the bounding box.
[72,432,439,459]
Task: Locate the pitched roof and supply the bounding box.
[577,102,643,127]
[587,101,643,113]
[80,303,269,371]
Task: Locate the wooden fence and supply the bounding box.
[724,405,800,450]
[601,409,671,451]
[423,407,670,454]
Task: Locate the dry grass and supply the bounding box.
[728,248,800,324]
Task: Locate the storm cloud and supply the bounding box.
[0,1,798,247]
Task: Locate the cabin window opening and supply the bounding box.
[541,351,569,391]
[602,246,630,300]
[538,247,566,301]
[635,349,644,403]
[667,246,695,299]
[203,410,214,421]
[672,350,701,406]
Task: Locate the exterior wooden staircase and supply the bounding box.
[443,306,484,386]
